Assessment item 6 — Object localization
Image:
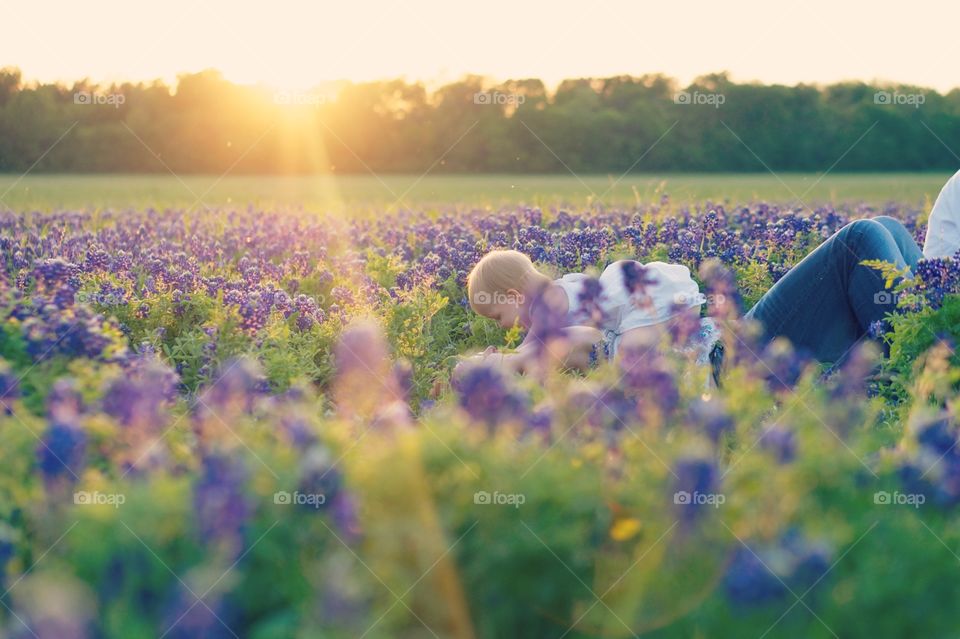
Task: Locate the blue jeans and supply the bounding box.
[744,216,922,363]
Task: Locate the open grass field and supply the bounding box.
[0,172,951,212]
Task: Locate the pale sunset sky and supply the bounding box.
[4,0,957,92]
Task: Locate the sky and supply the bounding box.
[4,0,958,92]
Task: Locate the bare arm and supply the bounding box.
[456,326,605,378]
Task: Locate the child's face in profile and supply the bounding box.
[479,289,528,330]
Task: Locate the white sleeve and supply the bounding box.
[924,170,960,259]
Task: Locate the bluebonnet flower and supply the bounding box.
[392,358,414,403]
[46,378,83,423]
[898,415,960,507]
[723,530,831,607]
[161,586,235,639]
[280,414,317,447]
[759,425,798,463]
[102,357,179,431]
[199,357,268,416]
[688,398,734,443]
[621,261,656,296]
[618,344,679,416]
[193,452,249,545]
[38,417,86,484]
[672,456,720,527]
[698,258,742,319]
[867,319,889,341]
[575,277,607,326]
[913,257,960,309]
[453,363,528,430]
[668,303,703,348]
[527,282,569,350]
[32,258,78,289]
[828,341,880,399]
[0,359,19,414]
[760,338,809,393]
[297,446,342,513]
[525,405,553,438]
[334,321,389,378]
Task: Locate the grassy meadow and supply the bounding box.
[0,172,950,212]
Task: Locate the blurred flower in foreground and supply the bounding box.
[723,530,831,607]
[46,378,83,424]
[575,277,608,326]
[527,282,569,354]
[317,551,371,632]
[0,523,17,590]
[672,456,721,528]
[193,358,269,447]
[193,452,249,553]
[898,413,960,507]
[0,358,19,413]
[199,357,269,416]
[525,404,553,439]
[452,362,528,431]
[688,397,734,444]
[760,338,809,393]
[9,571,94,639]
[298,446,341,512]
[37,421,86,485]
[622,261,657,297]
[759,425,798,464]
[102,355,179,432]
[334,320,409,427]
[161,571,235,639]
[619,342,679,418]
[828,341,880,399]
[38,380,86,489]
[699,258,742,320]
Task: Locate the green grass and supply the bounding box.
[0,172,950,212]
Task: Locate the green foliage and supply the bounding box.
[884,295,960,404]
[1,67,960,174]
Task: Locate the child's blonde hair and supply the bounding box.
[466,250,550,313]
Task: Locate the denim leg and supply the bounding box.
[745,219,911,363]
[872,215,922,270]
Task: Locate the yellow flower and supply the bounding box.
[610,517,643,542]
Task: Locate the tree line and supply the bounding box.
[0,67,958,174]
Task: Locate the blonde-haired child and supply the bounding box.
[462,249,720,376]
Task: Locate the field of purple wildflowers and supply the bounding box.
[1,199,960,637]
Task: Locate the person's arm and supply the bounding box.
[455,326,605,378]
[509,325,605,373]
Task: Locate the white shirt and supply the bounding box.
[923,170,960,259]
[553,260,720,363]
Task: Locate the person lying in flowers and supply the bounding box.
[461,215,923,383]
